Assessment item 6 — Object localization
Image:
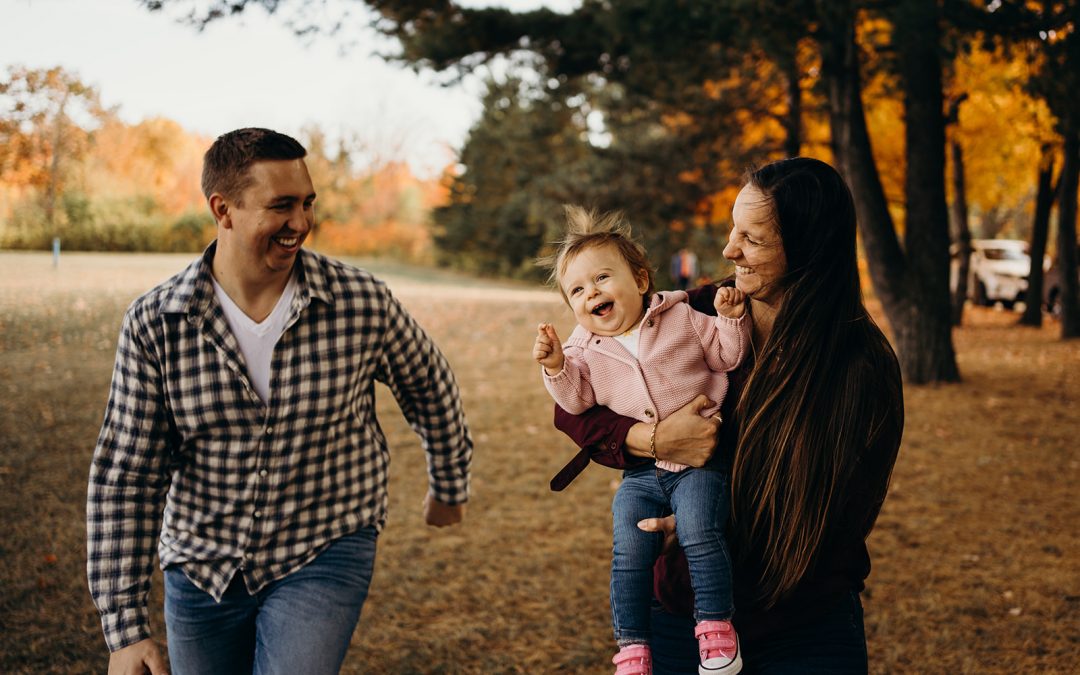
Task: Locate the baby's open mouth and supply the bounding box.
[591,302,613,316]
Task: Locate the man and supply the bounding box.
[87,128,472,675]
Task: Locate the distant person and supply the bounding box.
[671,247,699,290]
[87,128,473,675]
[533,206,750,674]
[554,158,904,674]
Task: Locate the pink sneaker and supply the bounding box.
[612,644,652,675]
[695,620,742,674]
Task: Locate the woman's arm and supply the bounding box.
[625,395,722,467]
[554,394,722,469]
[553,404,640,469]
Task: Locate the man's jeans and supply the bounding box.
[164,526,378,675]
[611,466,733,644]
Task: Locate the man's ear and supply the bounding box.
[208,194,231,228]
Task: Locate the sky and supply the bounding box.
[0,0,579,176]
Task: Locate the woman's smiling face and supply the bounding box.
[723,185,788,305]
[560,243,649,337]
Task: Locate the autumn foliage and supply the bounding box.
[0,66,443,260]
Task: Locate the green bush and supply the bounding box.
[0,192,214,252]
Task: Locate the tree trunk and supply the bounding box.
[894,0,959,382]
[819,2,906,310]
[947,100,971,326]
[778,46,802,157]
[1058,130,1080,338]
[44,91,70,236]
[1018,146,1058,327]
[818,0,960,383]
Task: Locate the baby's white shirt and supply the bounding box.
[612,322,642,358]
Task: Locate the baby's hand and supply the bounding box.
[533,323,565,375]
[713,287,747,318]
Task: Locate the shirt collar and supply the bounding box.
[159,241,335,317]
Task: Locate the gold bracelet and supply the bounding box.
[649,423,658,460]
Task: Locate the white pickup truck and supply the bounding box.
[953,239,1033,310]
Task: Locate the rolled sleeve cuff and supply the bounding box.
[101,606,152,652]
[428,467,471,506]
[553,405,643,470]
[541,364,567,381]
[587,416,641,468]
[713,313,746,328]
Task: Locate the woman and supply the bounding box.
[554,157,904,674]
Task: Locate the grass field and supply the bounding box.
[0,251,1077,674]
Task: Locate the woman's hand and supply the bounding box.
[638,515,679,554]
[625,394,720,467]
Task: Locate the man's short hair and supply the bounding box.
[201,128,307,202]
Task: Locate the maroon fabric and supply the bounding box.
[552,404,643,481]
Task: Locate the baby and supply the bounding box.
[534,206,748,675]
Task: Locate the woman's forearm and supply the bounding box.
[553,404,640,469]
[624,422,656,459]
[642,396,722,468]
[553,394,721,468]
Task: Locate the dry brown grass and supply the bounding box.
[0,251,1076,674]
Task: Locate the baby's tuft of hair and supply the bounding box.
[537,205,655,300]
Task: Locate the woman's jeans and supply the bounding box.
[611,465,733,645]
[163,526,378,675]
[650,591,869,674]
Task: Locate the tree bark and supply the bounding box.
[778,46,802,157]
[947,95,971,327]
[818,0,960,383]
[893,0,959,382]
[1018,145,1058,327]
[1058,129,1080,338]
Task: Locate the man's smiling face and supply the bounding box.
[219,158,316,279]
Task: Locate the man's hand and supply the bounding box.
[653,394,721,467]
[533,323,565,375]
[109,638,168,675]
[424,492,465,527]
[713,286,747,319]
[637,515,680,555]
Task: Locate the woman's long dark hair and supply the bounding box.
[730,158,903,608]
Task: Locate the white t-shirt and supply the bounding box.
[211,272,298,404]
[613,323,642,358]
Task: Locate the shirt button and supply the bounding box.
[644,410,655,418]
[259,469,268,477]
[646,319,654,327]
[265,426,273,436]
[245,552,253,559]
[254,510,262,518]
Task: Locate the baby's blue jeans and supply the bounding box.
[611,464,734,645]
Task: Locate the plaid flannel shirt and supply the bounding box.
[87,244,472,651]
